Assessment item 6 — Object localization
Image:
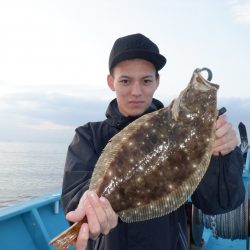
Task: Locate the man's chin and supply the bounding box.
[126,109,145,117]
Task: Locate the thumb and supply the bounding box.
[66,191,89,222]
[66,210,85,222]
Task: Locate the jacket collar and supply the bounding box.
[105,98,164,129]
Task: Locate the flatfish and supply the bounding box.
[50,68,219,249]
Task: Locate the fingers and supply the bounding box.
[213,136,238,155]
[88,192,109,235]
[213,115,239,156]
[216,114,227,130]
[66,191,88,222]
[85,193,103,239]
[213,125,235,148]
[67,190,118,247]
[215,121,232,139]
[100,197,118,231]
[87,192,118,237]
[75,223,89,250]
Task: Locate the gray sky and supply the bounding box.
[0,0,249,143]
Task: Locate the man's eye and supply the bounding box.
[120,79,129,85]
[144,79,152,85]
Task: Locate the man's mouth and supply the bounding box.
[128,101,144,104]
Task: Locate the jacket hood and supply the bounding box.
[105,98,164,129]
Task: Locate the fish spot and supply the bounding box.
[151,165,156,171]
[137,177,142,182]
[138,166,144,171]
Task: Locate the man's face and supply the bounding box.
[107,59,160,117]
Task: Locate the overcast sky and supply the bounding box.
[0,0,249,143]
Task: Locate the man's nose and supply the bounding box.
[131,83,142,96]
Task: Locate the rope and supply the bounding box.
[195,183,248,240]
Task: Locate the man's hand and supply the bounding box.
[212,115,239,156]
[66,190,118,250]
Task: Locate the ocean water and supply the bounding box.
[0,141,68,208]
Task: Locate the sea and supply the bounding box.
[0,141,68,208]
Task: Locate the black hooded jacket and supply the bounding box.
[61,98,245,250]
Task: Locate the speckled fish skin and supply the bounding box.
[89,68,219,222]
[50,68,219,249]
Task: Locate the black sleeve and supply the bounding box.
[191,147,245,215]
[61,125,98,214]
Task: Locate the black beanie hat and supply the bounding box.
[109,33,167,72]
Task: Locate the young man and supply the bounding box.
[61,33,245,250]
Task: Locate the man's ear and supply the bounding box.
[107,74,115,91]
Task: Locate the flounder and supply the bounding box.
[50,68,219,249]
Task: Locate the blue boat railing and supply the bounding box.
[0,192,74,250]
